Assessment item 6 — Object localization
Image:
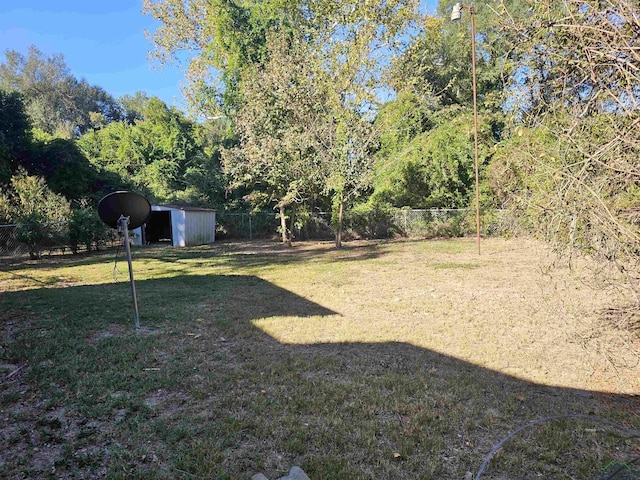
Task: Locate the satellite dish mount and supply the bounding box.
[117,214,140,329]
[98,191,151,330]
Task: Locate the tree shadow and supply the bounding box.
[0,245,121,272]
[1,273,638,479]
[0,239,391,275]
[134,239,391,271]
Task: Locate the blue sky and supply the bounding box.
[1,0,439,112]
[0,0,187,109]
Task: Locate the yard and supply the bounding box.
[1,237,639,479]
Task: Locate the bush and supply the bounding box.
[15,215,67,259]
[343,202,401,239]
[68,202,113,253]
[3,171,70,258]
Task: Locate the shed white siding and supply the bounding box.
[171,209,186,246]
[184,211,217,246]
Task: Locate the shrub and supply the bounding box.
[68,202,112,253]
[344,202,400,239]
[15,215,67,259]
[3,171,70,258]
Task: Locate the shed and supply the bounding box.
[132,204,216,247]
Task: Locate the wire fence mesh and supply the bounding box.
[1,209,506,260]
[215,212,281,240]
[215,208,501,240]
[391,208,468,238]
[0,222,119,261]
[0,224,29,258]
[215,211,334,241]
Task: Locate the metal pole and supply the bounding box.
[119,215,140,329]
[469,5,481,255]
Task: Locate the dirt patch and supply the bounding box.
[92,323,161,341]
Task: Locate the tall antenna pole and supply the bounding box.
[451,3,481,255]
[470,5,481,255]
[119,215,140,329]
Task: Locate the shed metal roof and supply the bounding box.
[154,204,216,212]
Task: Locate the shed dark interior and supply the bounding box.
[144,211,172,244]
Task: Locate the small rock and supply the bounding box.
[276,466,311,480]
[464,471,473,480]
[256,466,311,480]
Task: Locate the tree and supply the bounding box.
[0,90,31,184]
[0,46,122,137]
[119,91,150,124]
[68,200,112,253]
[372,111,494,209]
[222,35,326,245]
[143,0,304,115]
[0,170,70,258]
[220,0,418,246]
[391,1,531,114]
[369,2,532,215]
[78,97,225,205]
[304,0,419,247]
[0,88,100,200]
[27,138,97,200]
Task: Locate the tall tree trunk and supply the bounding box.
[279,204,288,246]
[335,194,344,249]
[288,205,295,247]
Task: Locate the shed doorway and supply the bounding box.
[145,211,173,244]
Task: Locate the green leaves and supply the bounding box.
[0,46,122,137]
[0,169,70,258]
[372,112,490,209]
[77,98,224,206]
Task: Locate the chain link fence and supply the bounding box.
[395,208,508,238]
[0,222,119,260]
[215,211,334,241]
[392,208,468,238]
[1,209,507,259]
[0,224,29,258]
[215,212,279,240]
[216,208,506,241]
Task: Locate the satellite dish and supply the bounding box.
[98,191,151,230]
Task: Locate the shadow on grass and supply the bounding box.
[1,273,639,480]
[132,239,393,271]
[0,239,391,277]
[0,245,123,272]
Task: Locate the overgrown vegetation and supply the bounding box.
[493,0,640,273]
[483,0,640,322]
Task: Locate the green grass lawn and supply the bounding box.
[1,238,639,479]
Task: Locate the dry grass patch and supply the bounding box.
[252,238,639,393]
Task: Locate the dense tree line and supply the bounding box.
[145,0,419,246]
[0,48,227,256]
